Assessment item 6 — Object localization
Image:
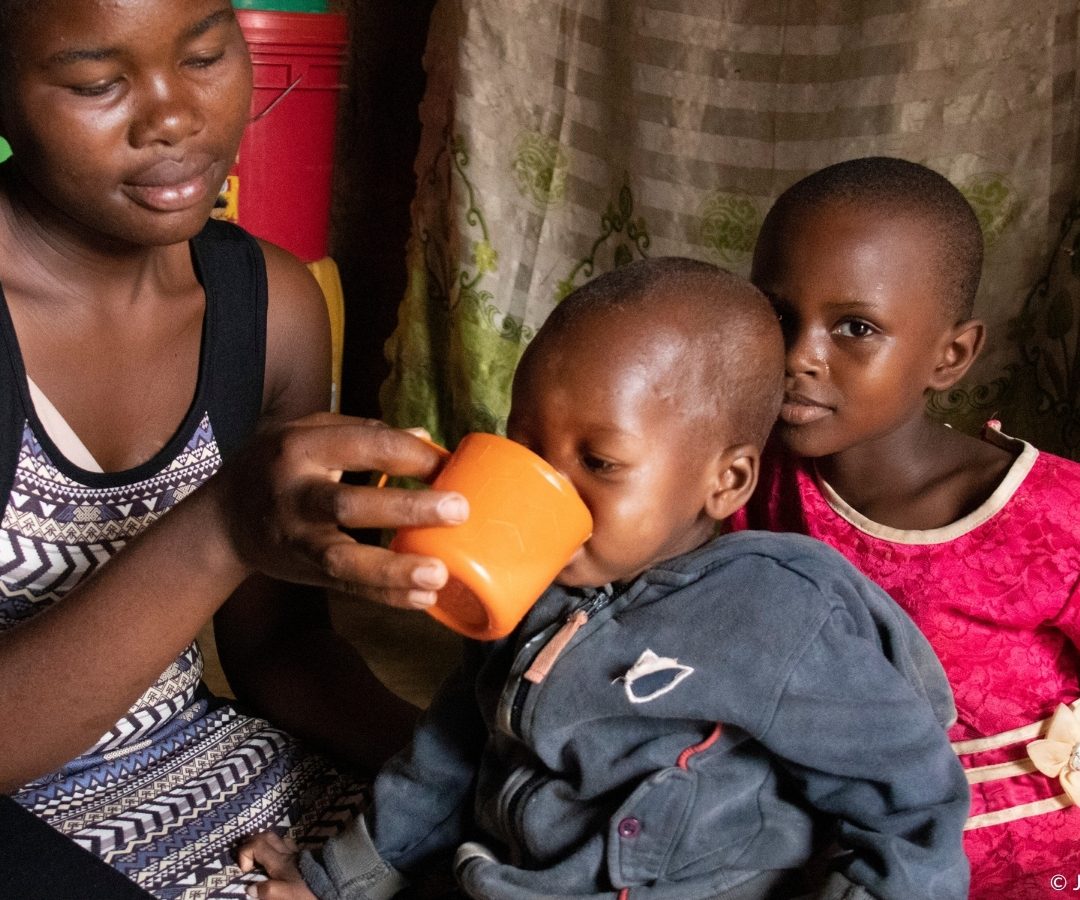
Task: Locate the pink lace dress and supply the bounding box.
[733,425,1080,898]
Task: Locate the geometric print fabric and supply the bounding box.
[4,416,365,898]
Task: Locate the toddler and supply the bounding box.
[242,258,970,899]
[733,156,1080,898]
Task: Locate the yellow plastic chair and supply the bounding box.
[306,256,345,412]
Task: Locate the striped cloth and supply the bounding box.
[381,0,1080,456]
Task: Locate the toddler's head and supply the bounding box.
[508,257,783,588]
[750,156,986,459]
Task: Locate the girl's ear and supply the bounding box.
[704,444,759,522]
[929,318,985,391]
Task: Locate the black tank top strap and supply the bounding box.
[0,285,26,511]
[191,218,268,459]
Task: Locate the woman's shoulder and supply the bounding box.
[255,237,331,420]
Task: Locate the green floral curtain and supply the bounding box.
[380,0,1080,457]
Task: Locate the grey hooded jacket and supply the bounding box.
[302,531,970,899]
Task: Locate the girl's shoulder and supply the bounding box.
[982,422,1080,502]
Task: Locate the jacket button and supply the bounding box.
[617,816,641,839]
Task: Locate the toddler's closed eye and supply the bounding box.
[582,454,618,475]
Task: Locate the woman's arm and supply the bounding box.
[212,242,423,772]
[214,576,420,774]
[0,411,463,792]
[0,246,466,791]
[0,474,252,792]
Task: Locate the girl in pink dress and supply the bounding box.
[733,156,1080,898]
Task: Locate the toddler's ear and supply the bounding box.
[929,318,985,391]
[705,444,759,522]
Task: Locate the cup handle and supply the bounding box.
[375,431,451,488]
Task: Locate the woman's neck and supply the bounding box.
[815,417,1015,530]
[0,176,205,473]
[0,176,192,314]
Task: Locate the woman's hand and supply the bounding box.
[220,414,468,609]
[237,832,314,900]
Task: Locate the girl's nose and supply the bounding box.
[785,327,828,377]
[130,76,204,147]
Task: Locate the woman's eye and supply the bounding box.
[835,319,876,338]
[70,81,117,97]
[185,51,225,70]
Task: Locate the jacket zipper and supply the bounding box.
[508,586,615,737]
[501,586,618,854]
[523,610,589,683]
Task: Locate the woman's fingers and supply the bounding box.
[272,416,450,483]
[318,537,447,609]
[304,480,468,531]
[220,416,467,603]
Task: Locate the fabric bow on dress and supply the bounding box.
[1027,704,1080,805]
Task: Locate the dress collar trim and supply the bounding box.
[813,426,1038,545]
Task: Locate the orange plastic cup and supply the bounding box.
[390,432,593,640]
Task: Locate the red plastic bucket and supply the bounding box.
[224,10,347,262]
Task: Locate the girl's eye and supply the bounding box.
[834,319,876,338]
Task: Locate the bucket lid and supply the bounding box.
[233,0,329,11]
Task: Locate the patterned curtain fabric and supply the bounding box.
[380,0,1080,457]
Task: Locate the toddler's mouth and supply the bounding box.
[554,545,590,585]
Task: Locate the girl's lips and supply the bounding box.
[779,396,832,426]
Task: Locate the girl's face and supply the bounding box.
[507,317,721,589]
[0,0,251,249]
[751,202,958,460]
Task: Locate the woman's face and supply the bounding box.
[0,0,252,249]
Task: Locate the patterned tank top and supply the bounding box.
[0,219,267,769]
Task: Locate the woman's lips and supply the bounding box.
[125,160,216,213]
[780,394,832,426]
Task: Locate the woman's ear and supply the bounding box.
[704,444,759,522]
[929,318,985,392]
